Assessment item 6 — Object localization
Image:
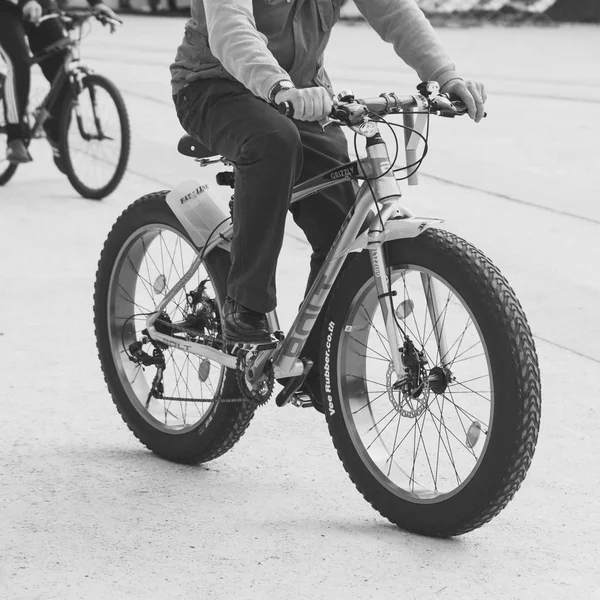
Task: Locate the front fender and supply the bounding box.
[345,217,444,254]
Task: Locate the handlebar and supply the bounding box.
[277,87,480,126]
[37,9,123,32]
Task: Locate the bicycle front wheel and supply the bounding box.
[323,229,541,537]
[59,74,130,199]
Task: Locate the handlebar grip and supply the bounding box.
[447,95,487,118]
[277,101,294,118]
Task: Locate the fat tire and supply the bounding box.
[59,73,130,200]
[322,228,541,536]
[0,160,18,186]
[94,191,256,464]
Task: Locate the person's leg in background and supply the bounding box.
[25,16,69,163]
[0,9,33,163]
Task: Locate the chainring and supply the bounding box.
[236,352,274,406]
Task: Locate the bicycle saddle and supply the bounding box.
[177,135,216,159]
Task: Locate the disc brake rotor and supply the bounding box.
[386,361,429,418]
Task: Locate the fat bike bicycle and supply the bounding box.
[94,82,541,537]
[0,9,130,199]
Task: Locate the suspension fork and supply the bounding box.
[67,64,104,140]
[85,82,105,139]
[363,133,414,377]
[74,81,104,140]
[369,241,403,376]
[420,273,451,369]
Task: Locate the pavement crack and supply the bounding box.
[421,173,600,226]
[534,335,600,365]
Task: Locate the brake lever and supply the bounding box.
[93,10,123,32]
[446,93,487,119]
[431,94,486,119]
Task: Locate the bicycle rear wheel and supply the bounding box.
[323,229,541,536]
[0,76,19,186]
[59,73,130,199]
[94,191,256,464]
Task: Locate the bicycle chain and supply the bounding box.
[152,318,268,405]
[159,396,248,404]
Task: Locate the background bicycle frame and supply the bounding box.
[25,28,91,139]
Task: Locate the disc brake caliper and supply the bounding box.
[388,338,430,418]
[399,338,428,397]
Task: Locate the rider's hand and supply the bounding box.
[93,2,122,23]
[22,1,42,24]
[441,78,487,123]
[275,87,333,122]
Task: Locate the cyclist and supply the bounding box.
[171,0,486,405]
[0,0,117,164]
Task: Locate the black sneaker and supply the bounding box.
[43,121,65,174]
[6,139,32,163]
[222,297,275,346]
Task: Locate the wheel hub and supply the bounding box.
[428,366,450,395]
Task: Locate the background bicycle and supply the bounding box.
[0,9,130,199]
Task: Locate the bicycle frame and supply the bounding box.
[147,115,447,380]
[26,17,94,138]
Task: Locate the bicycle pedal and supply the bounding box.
[290,393,313,408]
[275,358,313,407]
[228,338,279,354]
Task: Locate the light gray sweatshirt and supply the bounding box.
[170,0,459,100]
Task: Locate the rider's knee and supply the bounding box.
[240,120,302,175]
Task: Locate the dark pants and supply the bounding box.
[173,78,355,314]
[174,78,355,366]
[0,8,69,141]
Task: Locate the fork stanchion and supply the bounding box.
[402,110,419,186]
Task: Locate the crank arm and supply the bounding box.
[275,358,313,407]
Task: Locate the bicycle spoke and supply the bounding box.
[352,389,388,415]
[361,307,391,360]
[349,335,389,362]
[340,261,495,501]
[439,393,487,428]
[448,380,491,403]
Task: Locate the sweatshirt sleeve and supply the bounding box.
[353,0,460,88]
[204,0,291,101]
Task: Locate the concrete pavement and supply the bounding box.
[0,17,598,599]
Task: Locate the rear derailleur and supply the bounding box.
[127,333,166,407]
